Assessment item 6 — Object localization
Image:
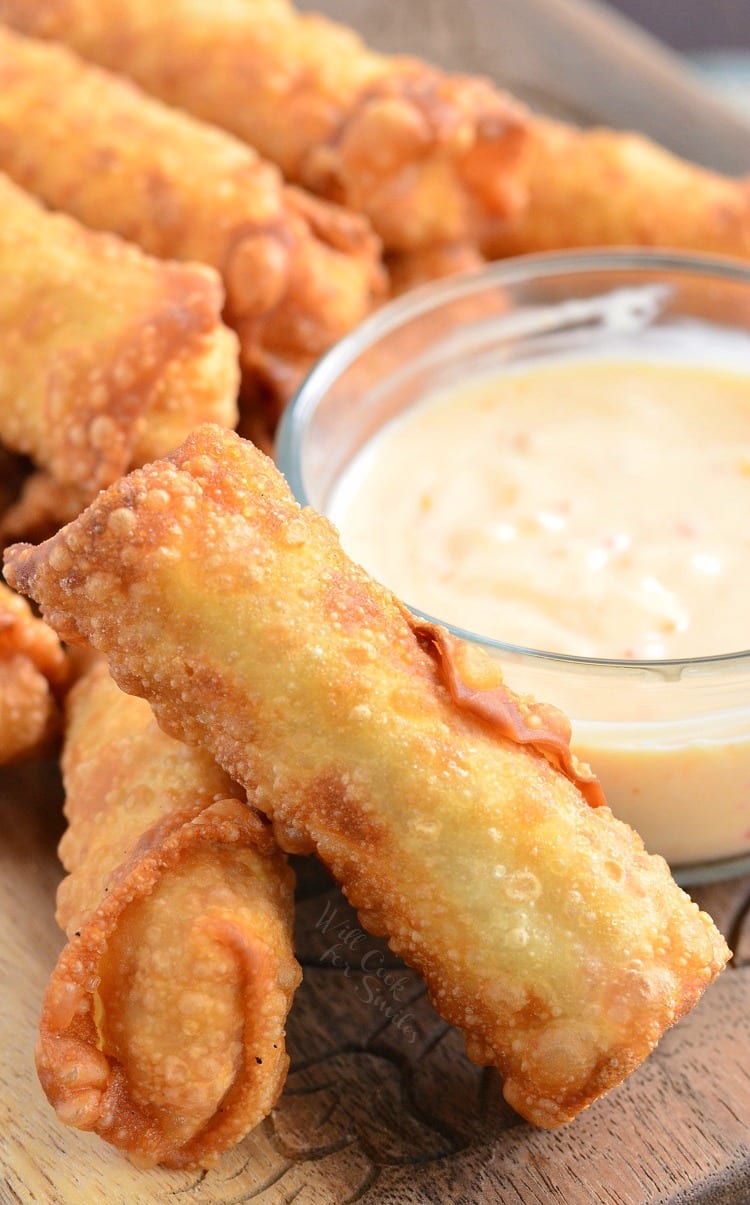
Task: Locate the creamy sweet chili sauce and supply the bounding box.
[331,358,750,660]
[329,343,750,866]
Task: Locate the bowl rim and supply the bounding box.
[276,249,750,677]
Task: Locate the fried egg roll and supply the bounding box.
[38,659,300,1168]
[482,119,750,260]
[5,425,729,1129]
[0,27,383,428]
[0,0,529,256]
[386,243,486,297]
[0,172,238,497]
[0,579,67,764]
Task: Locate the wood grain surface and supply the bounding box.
[2,5,750,1202]
[2,760,749,1205]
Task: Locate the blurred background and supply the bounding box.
[300,0,750,163]
[613,0,750,118]
[612,0,750,50]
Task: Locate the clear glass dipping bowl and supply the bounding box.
[276,251,750,885]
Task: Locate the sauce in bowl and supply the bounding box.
[330,354,750,662]
[279,254,750,878]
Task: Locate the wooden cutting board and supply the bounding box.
[2,761,749,1204]
[3,4,750,1201]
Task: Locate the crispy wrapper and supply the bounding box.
[0,0,530,255]
[5,425,730,1128]
[0,172,238,496]
[482,118,750,260]
[386,242,486,296]
[0,578,67,763]
[38,660,300,1168]
[0,28,384,430]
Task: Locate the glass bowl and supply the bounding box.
[276,251,750,885]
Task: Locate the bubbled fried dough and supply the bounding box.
[0,0,530,255]
[0,579,67,763]
[5,425,730,1128]
[0,172,238,497]
[481,118,750,261]
[0,319,238,546]
[0,655,57,764]
[0,27,384,428]
[38,662,300,1168]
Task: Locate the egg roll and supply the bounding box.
[36,659,300,1168]
[5,424,730,1128]
[0,172,238,498]
[386,243,486,297]
[0,27,383,429]
[0,0,529,256]
[0,579,67,764]
[482,118,750,260]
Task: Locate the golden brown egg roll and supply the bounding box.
[5,425,729,1129]
[0,0,529,256]
[0,27,384,431]
[0,172,238,498]
[482,118,750,260]
[37,659,300,1168]
[0,579,67,764]
[386,242,486,297]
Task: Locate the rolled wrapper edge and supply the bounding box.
[36,797,300,1170]
[410,616,607,808]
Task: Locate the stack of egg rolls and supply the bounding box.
[0,25,385,438]
[6,424,729,1130]
[5,0,750,273]
[0,0,530,266]
[0,0,740,1168]
[0,173,239,536]
[38,659,300,1168]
